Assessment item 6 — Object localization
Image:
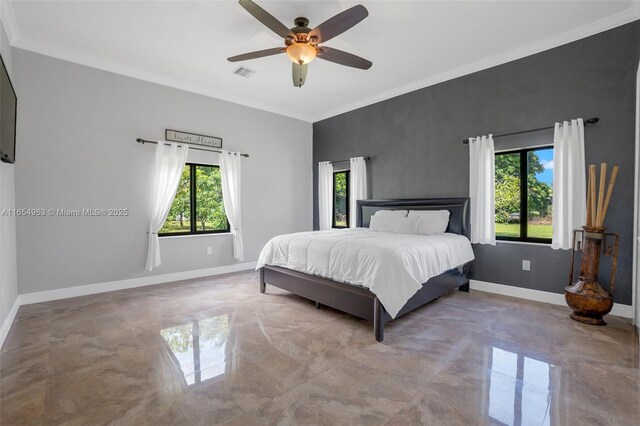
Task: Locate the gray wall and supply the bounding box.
[313,21,640,305]
[13,48,312,295]
[0,17,18,329]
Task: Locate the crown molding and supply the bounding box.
[310,6,640,122]
[11,37,315,123]
[0,0,20,45]
[4,3,639,124]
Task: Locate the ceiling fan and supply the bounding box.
[228,0,372,88]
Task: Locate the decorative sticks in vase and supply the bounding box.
[586,163,618,229]
[565,162,620,325]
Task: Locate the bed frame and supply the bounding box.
[259,198,472,342]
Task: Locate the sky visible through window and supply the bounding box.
[536,149,553,186]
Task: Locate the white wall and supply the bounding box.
[0,17,18,332]
[12,48,312,295]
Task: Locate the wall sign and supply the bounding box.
[165,129,223,148]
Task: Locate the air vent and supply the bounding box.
[233,66,256,79]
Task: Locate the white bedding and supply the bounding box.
[256,228,475,318]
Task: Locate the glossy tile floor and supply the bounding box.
[1,271,638,425]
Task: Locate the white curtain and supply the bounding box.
[318,161,334,230]
[552,119,586,250]
[145,142,189,271]
[469,135,496,245]
[349,157,367,228]
[220,150,244,261]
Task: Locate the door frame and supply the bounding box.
[633,59,640,329]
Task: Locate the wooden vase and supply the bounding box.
[564,227,613,325]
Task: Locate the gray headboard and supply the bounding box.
[357,198,470,238]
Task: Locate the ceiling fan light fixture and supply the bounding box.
[230,1,372,87]
[286,43,317,65]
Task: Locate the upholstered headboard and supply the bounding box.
[357,198,470,238]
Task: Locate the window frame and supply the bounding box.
[332,170,350,229]
[158,162,230,237]
[495,145,553,244]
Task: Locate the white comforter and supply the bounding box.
[256,229,475,318]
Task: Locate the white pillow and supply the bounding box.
[369,215,420,234]
[373,209,408,218]
[407,210,450,235]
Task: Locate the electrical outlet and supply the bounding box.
[206,247,213,255]
[522,260,531,271]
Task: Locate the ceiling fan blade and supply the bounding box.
[309,5,368,44]
[317,46,372,70]
[239,0,293,39]
[292,63,308,88]
[227,47,285,62]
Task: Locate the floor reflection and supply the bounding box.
[489,347,553,426]
[161,314,231,385]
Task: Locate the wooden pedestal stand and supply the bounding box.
[565,227,619,325]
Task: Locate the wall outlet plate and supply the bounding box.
[522,260,531,271]
[206,247,213,255]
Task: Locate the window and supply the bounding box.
[333,170,350,228]
[159,163,229,236]
[495,147,553,242]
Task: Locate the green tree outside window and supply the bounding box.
[160,164,229,235]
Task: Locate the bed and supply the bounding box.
[257,198,473,342]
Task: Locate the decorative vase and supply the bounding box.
[564,227,618,325]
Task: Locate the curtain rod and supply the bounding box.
[136,138,249,157]
[462,117,600,144]
[317,156,371,165]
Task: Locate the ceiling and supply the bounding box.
[1,1,638,122]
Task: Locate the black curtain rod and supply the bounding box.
[136,138,249,157]
[317,156,371,165]
[462,117,600,144]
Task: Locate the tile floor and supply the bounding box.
[1,271,638,425]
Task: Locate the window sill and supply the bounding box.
[496,240,552,247]
[160,232,231,239]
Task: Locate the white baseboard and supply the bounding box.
[4,269,632,350]
[19,262,257,305]
[0,262,256,350]
[0,296,20,349]
[470,279,634,319]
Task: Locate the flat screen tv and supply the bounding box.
[0,54,16,164]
